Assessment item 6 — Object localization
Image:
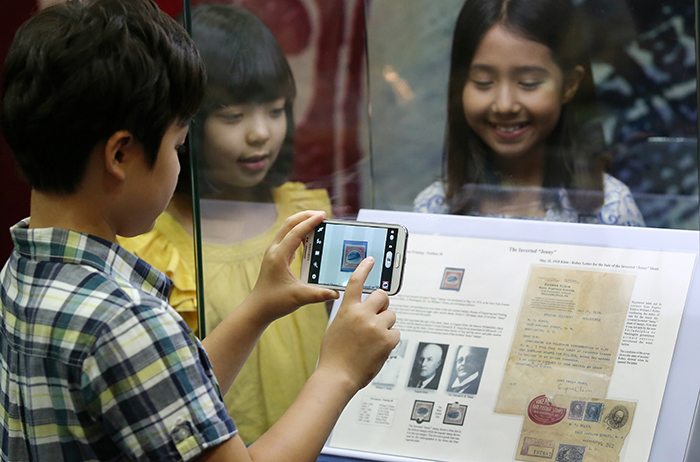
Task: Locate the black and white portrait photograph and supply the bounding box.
[407,342,448,390]
[446,345,488,395]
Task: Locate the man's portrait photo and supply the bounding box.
[447,345,488,395]
[407,342,448,390]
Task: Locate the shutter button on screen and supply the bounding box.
[385,251,393,268]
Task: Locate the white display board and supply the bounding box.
[322,210,699,462]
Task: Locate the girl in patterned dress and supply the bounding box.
[413,0,644,226]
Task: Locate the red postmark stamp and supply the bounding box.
[527,395,567,425]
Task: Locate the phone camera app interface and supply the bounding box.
[309,223,396,290]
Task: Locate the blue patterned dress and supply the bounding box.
[413,174,645,226]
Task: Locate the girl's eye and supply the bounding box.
[270,107,285,118]
[175,145,187,155]
[472,80,493,88]
[520,81,543,89]
[222,113,243,122]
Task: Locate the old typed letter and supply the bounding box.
[496,267,636,415]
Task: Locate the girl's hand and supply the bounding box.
[248,210,339,323]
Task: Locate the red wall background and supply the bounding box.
[0,2,36,262]
[0,1,182,262]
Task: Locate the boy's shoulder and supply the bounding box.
[1,221,238,461]
[2,221,176,360]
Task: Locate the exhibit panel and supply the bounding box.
[321,210,699,462]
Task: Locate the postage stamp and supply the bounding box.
[555,444,585,462]
[584,402,604,422]
[520,437,555,459]
[411,400,434,423]
[568,400,585,420]
[440,267,465,291]
[443,403,467,426]
[341,240,367,272]
[604,405,629,430]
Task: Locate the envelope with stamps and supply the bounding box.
[516,394,636,462]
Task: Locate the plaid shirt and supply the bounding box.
[0,220,236,461]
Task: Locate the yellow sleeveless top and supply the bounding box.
[119,182,331,443]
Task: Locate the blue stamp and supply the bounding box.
[568,400,584,420]
[584,402,603,422]
[341,240,367,272]
[410,400,434,423]
[555,444,585,462]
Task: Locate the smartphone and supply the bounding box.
[301,219,408,295]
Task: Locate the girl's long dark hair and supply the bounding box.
[445,0,606,214]
[177,3,296,194]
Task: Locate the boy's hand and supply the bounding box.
[248,210,339,323]
[317,257,401,392]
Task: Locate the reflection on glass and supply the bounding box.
[186,4,331,444]
[411,0,643,225]
[365,0,698,229]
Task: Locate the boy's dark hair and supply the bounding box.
[179,3,296,194]
[1,0,205,194]
[444,0,606,215]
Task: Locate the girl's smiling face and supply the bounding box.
[202,98,287,193]
[462,24,582,165]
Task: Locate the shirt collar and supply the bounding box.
[10,218,172,301]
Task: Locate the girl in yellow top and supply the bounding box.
[120,4,330,444]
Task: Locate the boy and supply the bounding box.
[0,1,399,461]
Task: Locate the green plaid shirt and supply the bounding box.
[0,219,236,461]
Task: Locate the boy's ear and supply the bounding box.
[103,130,141,181]
[562,65,585,103]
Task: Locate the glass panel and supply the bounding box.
[365,0,699,229]
[181,0,371,445]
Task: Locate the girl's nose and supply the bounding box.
[246,116,270,145]
[492,85,521,114]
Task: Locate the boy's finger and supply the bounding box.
[344,257,375,302]
[300,286,340,305]
[376,307,397,329]
[364,288,390,314]
[272,210,324,246]
[275,211,326,255]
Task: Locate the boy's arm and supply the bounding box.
[201,211,339,394]
[200,256,400,462]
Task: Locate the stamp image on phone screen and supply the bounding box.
[341,240,368,272]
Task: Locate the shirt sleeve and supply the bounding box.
[413,181,450,214]
[80,299,236,462]
[600,174,646,227]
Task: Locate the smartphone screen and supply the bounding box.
[304,220,407,294]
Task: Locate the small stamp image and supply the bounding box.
[410,400,434,424]
[341,240,367,272]
[443,402,467,426]
[568,400,585,420]
[555,444,585,462]
[440,268,465,291]
[584,402,604,422]
[520,437,555,459]
[604,405,629,430]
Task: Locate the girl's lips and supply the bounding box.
[238,154,269,171]
[490,122,529,140]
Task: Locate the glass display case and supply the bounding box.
[155,0,700,459]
